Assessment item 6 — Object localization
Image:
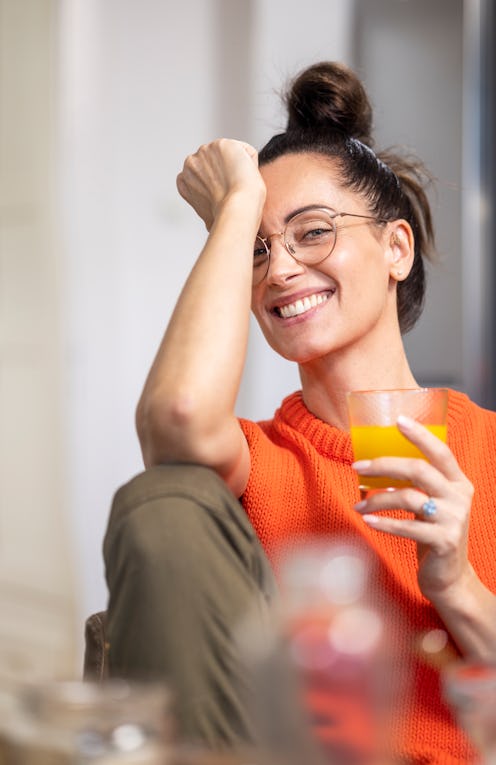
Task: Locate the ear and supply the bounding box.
[388,220,414,282]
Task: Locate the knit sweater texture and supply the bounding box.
[239,388,496,764]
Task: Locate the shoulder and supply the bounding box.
[239,390,319,447]
[237,392,309,470]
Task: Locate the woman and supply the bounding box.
[103,62,496,763]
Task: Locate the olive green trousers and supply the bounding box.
[103,464,277,750]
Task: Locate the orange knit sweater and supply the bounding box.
[239,388,496,764]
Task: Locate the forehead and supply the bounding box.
[259,152,357,220]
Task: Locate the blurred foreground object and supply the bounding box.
[0,679,172,763]
[238,539,406,764]
[443,662,496,764]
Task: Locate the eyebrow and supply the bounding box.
[283,204,334,224]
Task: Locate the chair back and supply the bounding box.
[83,611,109,681]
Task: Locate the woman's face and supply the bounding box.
[251,152,399,364]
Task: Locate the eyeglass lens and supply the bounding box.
[252,210,337,285]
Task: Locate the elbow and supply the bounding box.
[135,395,156,466]
[135,390,209,468]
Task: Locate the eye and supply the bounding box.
[293,218,334,246]
[306,226,332,240]
[253,237,268,262]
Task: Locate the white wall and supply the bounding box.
[355,0,464,391]
[59,0,218,625]
[0,0,77,679]
[2,0,472,668]
[59,0,356,623]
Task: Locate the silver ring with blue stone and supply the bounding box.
[421,497,437,519]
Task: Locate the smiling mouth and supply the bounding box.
[274,291,333,319]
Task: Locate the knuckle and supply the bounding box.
[403,488,422,509]
[215,138,230,153]
[184,154,196,171]
[440,529,461,555]
[196,142,211,158]
[412,459,431,485]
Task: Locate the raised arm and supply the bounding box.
[136,139,266,497]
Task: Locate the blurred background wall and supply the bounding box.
[0,0,493,677]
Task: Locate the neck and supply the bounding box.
[299,334,417,431]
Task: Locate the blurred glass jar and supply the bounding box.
[3,679,172,764]
[443,662,496,764]
[237,539,403,765]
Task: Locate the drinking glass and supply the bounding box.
[346,388,448,494]
[5,679,172,763]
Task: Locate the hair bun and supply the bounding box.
[285,61,373,145]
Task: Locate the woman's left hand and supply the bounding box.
[353,415,474,602]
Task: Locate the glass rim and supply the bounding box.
[346,387,449,397]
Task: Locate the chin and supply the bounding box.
[257,317,341,363]
[266,338,331,365]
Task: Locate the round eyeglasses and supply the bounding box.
[252,206,387,285]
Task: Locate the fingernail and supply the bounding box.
[397,414,415,428]
[362,514,380,525]
[354,500,367,511]
[352,460,372,470]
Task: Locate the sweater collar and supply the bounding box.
[275,390,354,462]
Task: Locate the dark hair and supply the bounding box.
[258,61,435,334]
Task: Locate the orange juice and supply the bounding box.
[351,424,447,490]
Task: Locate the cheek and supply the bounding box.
[338,258,391,319]
[345,248,389,288]
[358,279,393,326]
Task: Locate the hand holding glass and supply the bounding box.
[347,388,448,494]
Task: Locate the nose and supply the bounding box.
[265,235,305,284]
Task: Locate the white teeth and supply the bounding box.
[279,292,329,318]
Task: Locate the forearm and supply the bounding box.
[137,192,260,468]
[429,565,496,662]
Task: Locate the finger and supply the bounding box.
[355,487,437,520]
[358,511,439,541]
[354,489,445,540]
[176,154,199,198]
[352,456,445,497]
[396,415,463,482]
[239,141,259,163]
[176,171,188,199]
